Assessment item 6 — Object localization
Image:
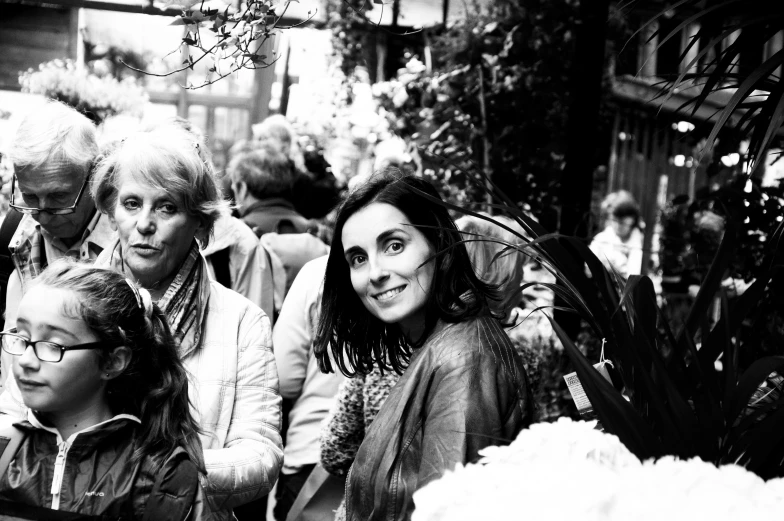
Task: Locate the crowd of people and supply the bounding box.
[0,99,544,521]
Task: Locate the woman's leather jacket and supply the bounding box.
[345,315,534,521]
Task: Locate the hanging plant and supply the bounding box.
[19,59,148,124]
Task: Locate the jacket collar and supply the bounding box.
[17,410,141,445]
[200,214,243,256]
[238,197,297,218]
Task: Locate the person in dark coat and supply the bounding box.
[228,142,316,237]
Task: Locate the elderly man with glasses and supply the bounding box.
[0,100,114,392]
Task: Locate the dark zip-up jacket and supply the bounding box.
[345,315,534,521]
[0,413,205,520]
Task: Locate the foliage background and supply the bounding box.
[329,0,586,228]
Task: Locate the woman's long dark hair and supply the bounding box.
[314,168,495,377]
[34,259,205,472]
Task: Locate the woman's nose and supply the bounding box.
[368,258,390,284]
[135,207,156,234]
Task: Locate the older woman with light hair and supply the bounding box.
[90,122,283,519]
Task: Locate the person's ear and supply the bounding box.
[101,346,132,380]
[194,218,210,245]
[233,181,248,202]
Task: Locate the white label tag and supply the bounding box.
[563,361,614,419]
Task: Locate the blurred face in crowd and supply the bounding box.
[610,215,636,242]
[16,160,95,241]
[109,172,204,292]
[342,202,435,341]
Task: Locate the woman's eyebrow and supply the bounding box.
[344,245,365,258]
[377,227,409,244]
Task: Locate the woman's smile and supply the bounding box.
[373,285,407,302]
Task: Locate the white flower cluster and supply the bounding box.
[19,59,148,120]
[412,418,784,521]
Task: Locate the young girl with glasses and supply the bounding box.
[0,259,209,520]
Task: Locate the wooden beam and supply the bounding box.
[248,34,276,135]
[148,90,252,109]
[612,76,739,125]
[0,0,301,24]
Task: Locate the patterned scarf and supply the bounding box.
[156,242,204,352]
[108,240,204,353]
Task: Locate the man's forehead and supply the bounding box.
[16,158,84,187]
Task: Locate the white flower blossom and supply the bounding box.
[412,418,784,520]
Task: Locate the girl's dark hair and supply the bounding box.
[314,168,494,377]
[34,259,205,472]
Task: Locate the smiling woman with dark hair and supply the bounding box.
[315,168,534,521]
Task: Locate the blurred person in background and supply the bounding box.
[271,255,344,521]
[590,190,644,280]
[455,214,528,323]
[229,143,315,236]
[253,115,341,220]
[456,213,547,401]
[0,151,13,226]
[229,144,328,313]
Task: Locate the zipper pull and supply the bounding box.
[51,442,68,495]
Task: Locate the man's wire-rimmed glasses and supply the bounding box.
[9,172,90,216]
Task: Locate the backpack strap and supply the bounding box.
[0,423,26,481]
[258,237,286,322]
[207,247,232,289]
[142,447,199,521]
[0,210,24,316]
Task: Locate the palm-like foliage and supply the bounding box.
[414,0,784,476]
[640,0,784,173]
[415,168,784,476]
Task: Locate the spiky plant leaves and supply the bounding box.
[644,0,784,173]
[410,152,784,474]
[547,315,665,460]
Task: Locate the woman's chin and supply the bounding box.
[125,263,169,288]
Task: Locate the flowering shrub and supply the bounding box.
[412,418,784,520]
[19,59,148,124]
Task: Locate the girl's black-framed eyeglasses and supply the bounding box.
[0,329,107,363]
